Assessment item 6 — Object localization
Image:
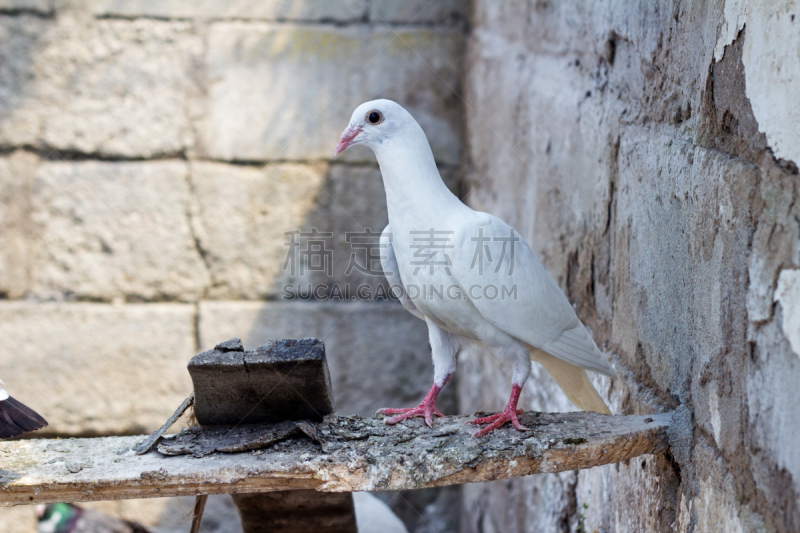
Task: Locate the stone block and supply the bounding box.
[0,16,200,157]
[201,23,464,165]
[0,16,50,147]
[368,0,468,25]
[296,164,391,300]
[189,161,325,300]
[28,160,209,301]
[747,318,800,501]
[0,0,51,11]
[91,0,366,21]
[0,151,39,299]
[0,302,196,435]
[198,301,453,417]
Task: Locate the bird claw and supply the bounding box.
[469,408,528,438]
[378,404,444,427]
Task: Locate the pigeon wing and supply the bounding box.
[381,225,425,320]
[451,213,616,377]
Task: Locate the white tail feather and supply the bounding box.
[529,348,612,415]
[542,324,617,378]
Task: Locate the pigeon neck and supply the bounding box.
[373,137,461,225]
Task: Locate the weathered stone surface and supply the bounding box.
[191,161,460,300]
[0,16,49,148]
[0,151,39,299]
[292,163,399,301]
[0,4,467,533]
[714,0,800,166]
[0,302,195,436]
[0,0,51,11]
[0,15,200,157]
[198,301,453,418]
[25,160,209,302]
[200,23,463,165]
[462,1,800,532]
[368,0,468,25]
[91,0,366,21]
[189,161,325,300]
[775,269,800,358]
[0,410,672,505]
[300,164,392,300]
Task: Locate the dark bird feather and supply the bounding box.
[0,395,48,439]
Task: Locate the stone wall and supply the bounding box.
[4,1,797,532]
[461,1,799,532]
[0,1,467,531]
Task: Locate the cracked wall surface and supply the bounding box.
[0,1,467,531]
[461,1,799,532]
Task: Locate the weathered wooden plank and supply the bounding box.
[0,410,672,507]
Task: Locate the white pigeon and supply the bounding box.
[335,100,616,437]
[0,379,48,439]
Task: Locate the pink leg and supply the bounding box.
[468,383,529,438]
[378,375,451,428]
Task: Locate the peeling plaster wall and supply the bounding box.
[715,0,800,166]
[461,1,799,532]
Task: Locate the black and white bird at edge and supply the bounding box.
[335,100,617,437]
[0,379,48,439]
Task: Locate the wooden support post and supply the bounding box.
[187,338,355,533]
[189,494,208,533]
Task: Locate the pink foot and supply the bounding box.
[378,377,450,428]
[468,384,529,438]
[378,403,445,427]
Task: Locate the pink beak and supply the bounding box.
[334,125,362,156]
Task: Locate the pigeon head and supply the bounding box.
[334,99,419,156]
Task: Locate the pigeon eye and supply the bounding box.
[366,110,383,125]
